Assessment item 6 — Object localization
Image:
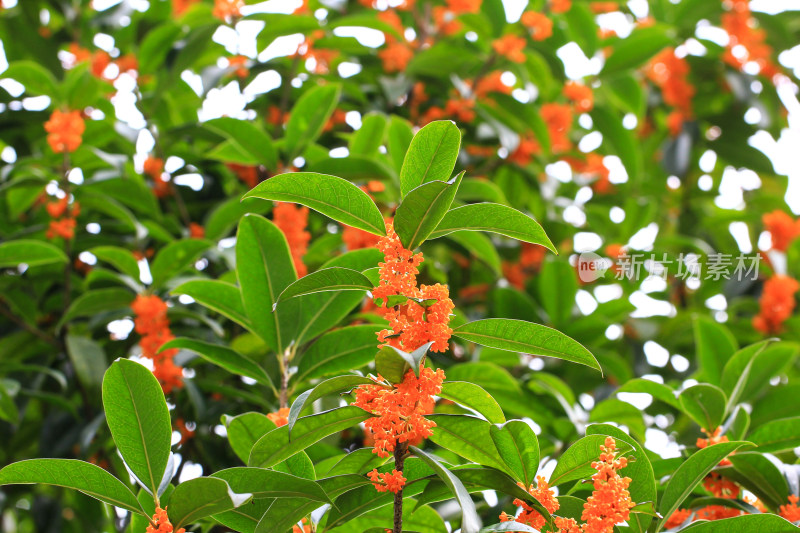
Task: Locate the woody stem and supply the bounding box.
[392,441,408,533]
[61,150,72,315]
[279,346,291,409]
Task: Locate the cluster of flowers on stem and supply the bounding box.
[146,506,184,533]
[44,195,80,240]
[131,294,184,394]
[501,437,635,533]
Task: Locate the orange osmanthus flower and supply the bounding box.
[722,0,780,80]
[212,0,242,22]
[763,210,800,251]
[368,468,407,493]
[379,38,414,73]
[132,294,184,394]
[550,0,572,13]
[753,275,799,335]
[352,363,445,460]
[188,223,205,239]
[564,82,594,113]
[267,407,290,427]
[147,506,185,533]
[228,55,249,78]
[273,202,311,277]
[172,0,199,16]
[227,163,259,189]
[45,110,85,153]
[647,48,694,135]
[174,418,195,446]
[521,11,553,41]
[590,1,619,13]
[493,34,527,63]
[541,102,573,153]
[780,495,800,522]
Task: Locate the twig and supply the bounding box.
[393,441,409,533]
[0,302,57,346]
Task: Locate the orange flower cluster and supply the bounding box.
[188,223,205,239]
[322,108,348,133]
[647,48,694,136]
[590,1,619,13]
[147,506,185,533]
[503,242,547,289]
[212,0,242,22]
[420,95,476,125]
[521,11,553,41]
[352,363,445,461]
[372,222,454,353]
[493,34,527,63]
[131,294,184,394]
[563,82,594,113]
[368,468,407,493]
[542,103,573,153]
[143,156,171,198]
[753,275,799,334]
[474,71,513,98]
[45,195,80,240]
[780,495,800,522]
[267,407,290,427]
[228,55,249,78]
[174,418,195,446]
[508,135,540,166]
[722,0,779,79]
[696,427,733,466]
[551,0,572,13]
[45,109,85,153]
[267,105,289,127]
[67,43,137,80]
[763,210,800,251]
[379,39,414,73]
[569,153,611,194]
[227,163,259,189]
[273,202,311,277]
[431,0,481,35]
[501,438,633,533]
[296,30,339,75]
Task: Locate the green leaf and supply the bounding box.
[375,342,433,383]
[64,336,106,391]
[172,279,252,330]
[224,413,277,464]
[721,342,798,405]
[90,246,141,280]
[159,338,274,389]
[678,513,800,532]
[446,231,502,276]
[452,319,601,372]
[601,25,673,75]
[441,381,505,425]
[693,315,738,386]
[399,120,461,198]
[727,452,789,509]
[0,459,144,515]
[236,214,297,352]
[0,381,18,424]
[0,239,68,268]
[537,260,578,328]
[679,384,727,432]
[283,83,341,158]
[250,13,320,50]
[349,112,387,156]
[586,424,657,533]
[655,441,750,532]
[168,477,252,529]
[139,23,182,74]
[243,173,386,236]
[212,467,331,503]
[549,434,632,486]
[489,420,539,486]
[616,378,680,409]
[427,414,510,473]
[410,446,482,533]
[748,416,800,453]
[102,359,172,495]
[249,406,370,468]
[565,3,599,57]
[294,325,382,383]
[429,203,556,252]
[149,239,212,289]
[395,171,464,250]
[206,117,277,170]
[287,375,374,435]
[59,288,135,327]
[1,60,59,97]
[387,115,415,173]
[276,267,373,304]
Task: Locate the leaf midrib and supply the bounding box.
[120,366,157,493]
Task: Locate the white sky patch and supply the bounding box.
[244,70,282,97]
[557,43,603,80]
[333,27,384,48]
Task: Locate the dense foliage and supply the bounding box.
[1,0,800,532]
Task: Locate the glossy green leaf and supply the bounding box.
[243,173,386,236]
[489,420,539,486]
[0,459,144,515]
[427,414,509,473]
[64,335,106,391]
[748,416,800,453]
[212,467,331,503]
[429,203,556,252]
[410,446,482,533]
[447,230,502,275]
[441,381,505,424]
[102,359,172,495]
[283,83,341,158]
[206,117,277,169]
[349,112,387,156]
[149,239,212,289]
[287,375,373,435]
[452,319,601,372]
[375,342,433,383]
[172,279,251,330]
[59,288,134,327]
[225,413,277,464]
[168,477,252,529]
[694,315,738,386]
[1,60,59,97]
[387,115,415,173]
[159,338,273,389]
[276,267,373,304]
[294,325,381,383]
[679,383,728,432]
[399,120,461,198]
[90,246,141,280]
[679,514,800,532]
[0,239,68,268]
[655,441,750,532]
[249,406,370,468]
[395,171,464,250]
[601,25,673,75]
[727,452,789,509]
